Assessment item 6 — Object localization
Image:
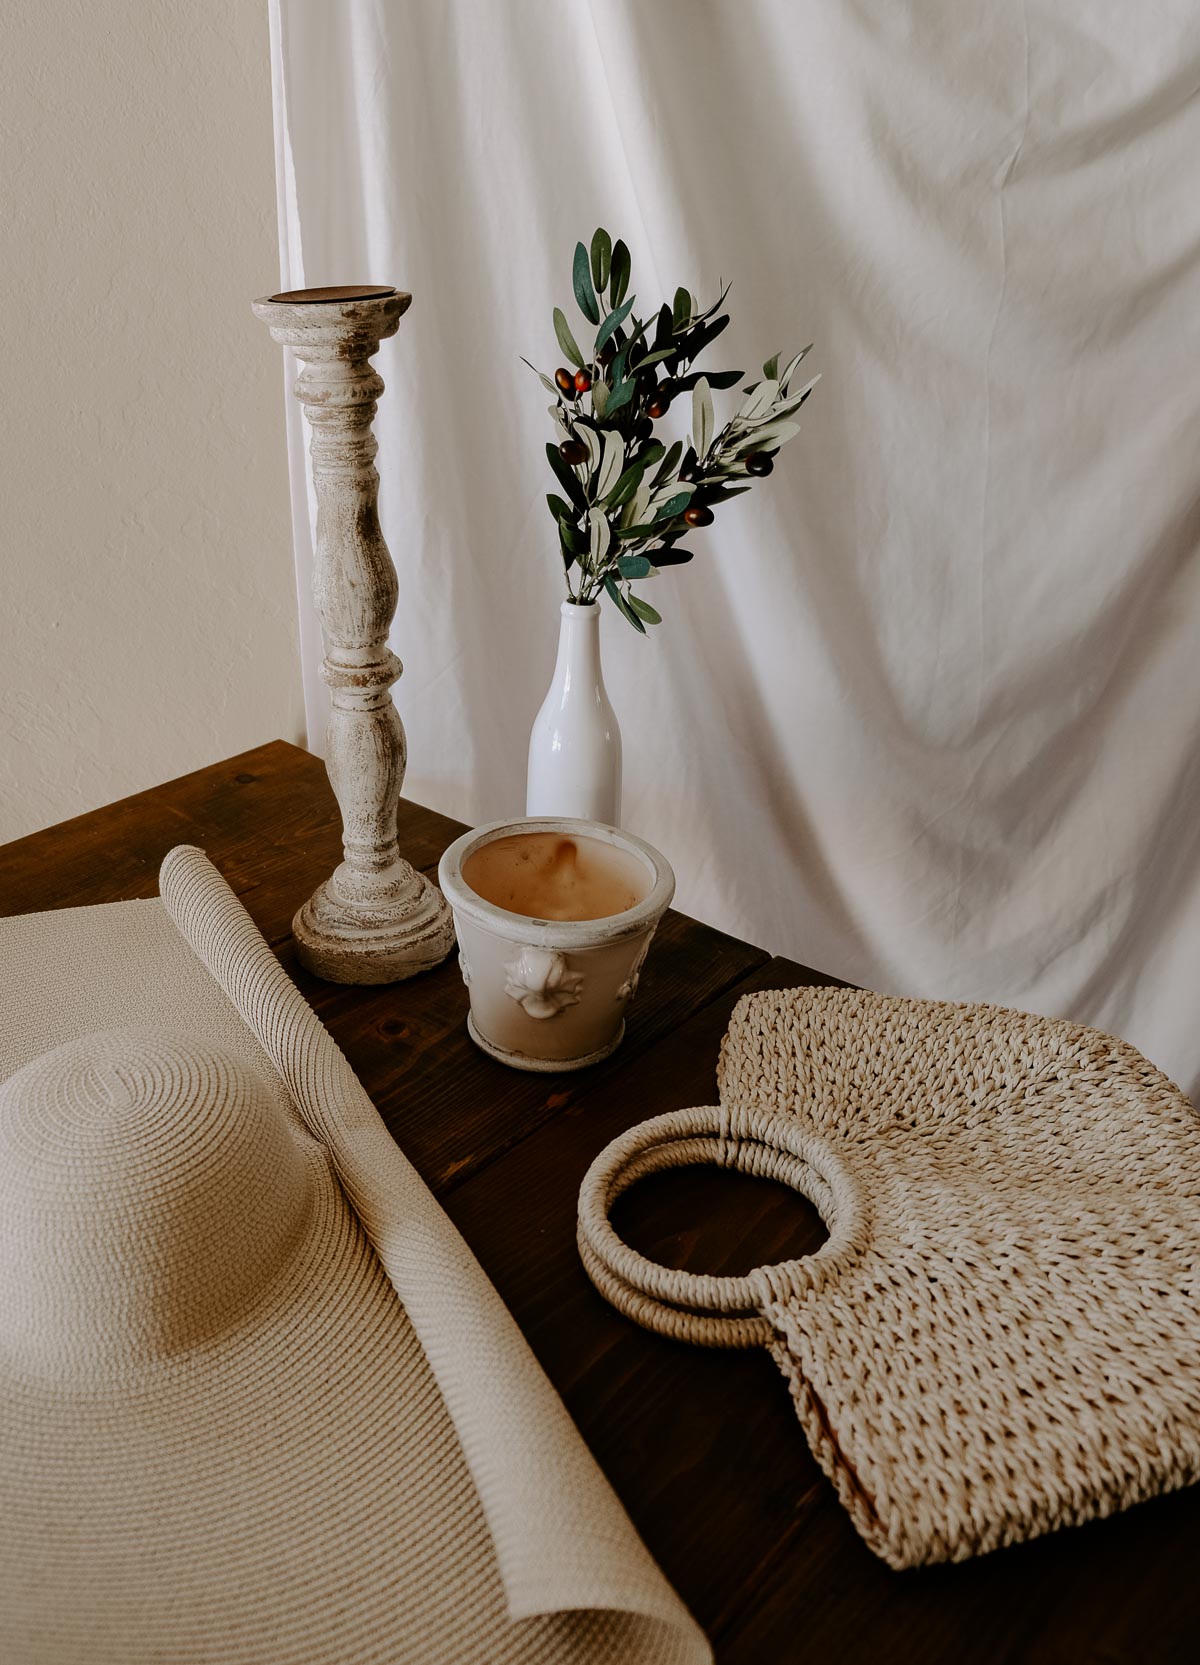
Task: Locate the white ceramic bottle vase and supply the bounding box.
[527,599,622,825]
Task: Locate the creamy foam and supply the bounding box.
[462,832,650,922]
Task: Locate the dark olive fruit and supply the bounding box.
[646,396,670,419]
[678,446,699,482]
[554,367,575,394]
[745,451,774,476]
[559,438,588,466]
[684,505,715,528]
[597,340,616,366]
[574,370,592,393]
[634,417,654,440]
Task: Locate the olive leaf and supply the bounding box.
[635,347,676,370]
[521,356,560,396]
[589,511,612,569]
[559,515,588,554]
[605,459,647,509]
[604,574,646,632]
[591,227,612,292]
[628,594,662,625]
[591,380,610,418]
[762,352,780,380]
[664,368,740,394]
[546,492,575,523]
[693,282,731,326]
[553,307,585,369]
[609,334,639,385]
[605,377,637,415]
[622,480,652,527]
[693,376,714,458]
[579,424,602,472]
[737,377,779,422]
[779,345,812,391]
[595,295,636,354]
[686,314,730,357]
[672,286,692,330]
[776,373,820,414]
[651,440,683,490]
[617,554,652,579]
[573,241,600,326]
[596,431,626,499]
[609,239,632,307]
[654,490,693,522]
[650,545,694,566]
[731,418,800,452]
[770,386,815,422]
[649,478,694,512]
[546,442,586,509]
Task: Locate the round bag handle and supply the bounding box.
[576,1103,866,1348]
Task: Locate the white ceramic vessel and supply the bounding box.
[526,600,622,825]
[438,818,675,1072]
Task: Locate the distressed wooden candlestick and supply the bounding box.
[253,285,454,983]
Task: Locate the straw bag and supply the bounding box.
[578,986,1200,1569]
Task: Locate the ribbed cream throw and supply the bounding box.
[579,986,1200,1569]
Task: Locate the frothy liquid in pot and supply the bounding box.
[462,832,650,922]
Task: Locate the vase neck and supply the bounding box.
[554,601,605,690]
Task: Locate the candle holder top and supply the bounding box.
[252,288,412,358]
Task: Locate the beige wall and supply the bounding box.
[0,1,304,841]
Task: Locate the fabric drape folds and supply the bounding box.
[270,1,1200,1098]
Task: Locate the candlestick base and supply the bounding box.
[292,868,455,985]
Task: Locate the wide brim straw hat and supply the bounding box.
[0,847,708,1665]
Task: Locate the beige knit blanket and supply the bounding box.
[578,986,1200,1569]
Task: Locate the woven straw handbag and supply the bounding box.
[578,986,1200,1570]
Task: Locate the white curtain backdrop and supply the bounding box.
[269,0,1200,1099]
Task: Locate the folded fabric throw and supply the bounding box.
[578,986,1200,1569]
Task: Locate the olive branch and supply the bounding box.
[524,227,817,630]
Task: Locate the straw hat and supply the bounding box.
[0,847,708,1665]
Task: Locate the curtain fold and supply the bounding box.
[271,0,1200,1098]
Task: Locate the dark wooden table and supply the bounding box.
[3,739,1196,1664]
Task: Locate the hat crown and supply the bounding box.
[0,1030,314,1375]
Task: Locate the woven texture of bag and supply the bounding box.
[578,986,1200,1569]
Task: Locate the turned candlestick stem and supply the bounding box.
[253,285,454,982]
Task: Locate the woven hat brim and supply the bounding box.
[0,1128,505,1661]
[0,858,711,1665]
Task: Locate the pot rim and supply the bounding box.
[438,818,676,946]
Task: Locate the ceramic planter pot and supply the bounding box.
[438,818,675,1072]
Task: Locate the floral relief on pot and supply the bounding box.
[504,947,584,1020]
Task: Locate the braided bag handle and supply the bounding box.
[577,1103,866,1349]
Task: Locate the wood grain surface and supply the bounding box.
[3,738,1195,1664]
